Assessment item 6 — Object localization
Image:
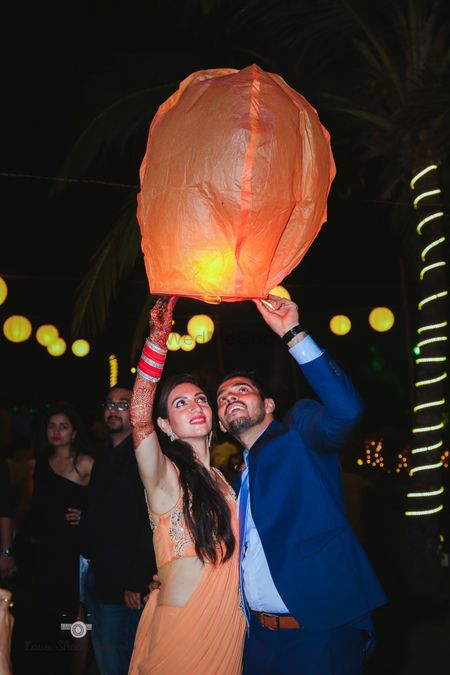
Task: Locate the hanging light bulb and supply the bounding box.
[36,324,59,346]
[187,315,215,344]
[3,315,32,343]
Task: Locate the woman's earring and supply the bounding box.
[168,431,175,442]
[208,431,212,448]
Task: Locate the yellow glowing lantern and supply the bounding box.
[187,315,215,345]
[369,307,395,333]
[36,324,59,346]
[180,335,196,352]
[137,64,335,302]
[330,315,352,336]
[269,286,291,300]
[0,277,8,305]
[71,339,90,357]
[167,332,182,351]
[3,315,32,343]
[47,337,66,356]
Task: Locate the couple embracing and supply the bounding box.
[128,294,387,675]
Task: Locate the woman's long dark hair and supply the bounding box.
[37,402,91,473]
[156,374,235,564]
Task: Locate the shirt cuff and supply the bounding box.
[289,335,323,364]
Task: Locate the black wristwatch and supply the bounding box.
[281,324,307,345]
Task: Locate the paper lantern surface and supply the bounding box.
[36,324,59,346]
[369,307,395,333]
[137,64,335,302]
[0,277,8,306]
[47,338,66,356]
[72,339,90,357]
[3,315,32,343]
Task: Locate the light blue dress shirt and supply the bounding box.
[240,334,323,613]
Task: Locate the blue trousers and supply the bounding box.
[84,567,142,675]
[243,614,372,675]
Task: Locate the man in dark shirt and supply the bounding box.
[81,384,156,675]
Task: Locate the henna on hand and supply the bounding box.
[149,296,178,350]
[131,295,178,446]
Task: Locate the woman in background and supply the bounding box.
[29,402,94,675]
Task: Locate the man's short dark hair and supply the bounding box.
[105,382,134,399]
[217,370,271,400]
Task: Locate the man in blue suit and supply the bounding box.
[216,295,387,675]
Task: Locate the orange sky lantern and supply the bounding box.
[137,64,335,302]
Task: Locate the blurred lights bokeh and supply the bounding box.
[330,314,351,336]
[369,307,395,332]
[47,337,66,356]
[3,315,32,343]
[36,324,59,347]
[71,339,90,357]
[0,277,8,305]
[187,315,215,344]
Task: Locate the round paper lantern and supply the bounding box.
[137,64,335,302]
[269,286,291,300]
[71,339,90,357]
[47,337,66,356]
[3,315,32,343]
[0,277,8,305]
[187,315,215,344]
[330,315,352,336]
[167,332,182,351]
[180,335,196,352]
[369,307,395,333]
[36,324,59,346]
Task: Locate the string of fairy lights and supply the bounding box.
[406,164,447,518]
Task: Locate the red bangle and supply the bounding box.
[137,340,167,382]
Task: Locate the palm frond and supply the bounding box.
[54,83,177,193]
[71,197,141,337]
[129,294,154,365]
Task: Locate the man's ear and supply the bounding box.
[157,417,171,436]
[264,398,275,415]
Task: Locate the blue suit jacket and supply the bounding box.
[235,352,387,631]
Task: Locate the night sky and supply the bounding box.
[1,2,413,443]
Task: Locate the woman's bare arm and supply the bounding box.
[130,297,179,511]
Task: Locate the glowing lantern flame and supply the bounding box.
[72,339,90,357]
[369,307,395,333]
[187,315,215,344]
[330,315,352,336]
[36,324,59,346]
[137,64,335,302]
[3,315,32,343]
[47,338,66,356]
[0,277,8,306]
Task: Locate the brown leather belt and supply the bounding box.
[252,611,302,630]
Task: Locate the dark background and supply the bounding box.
[1,2,450,674]
[1,2,412,442]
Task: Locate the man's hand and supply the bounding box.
[142,574,161,604]
[124,590,142,610]
[253,294,300,338]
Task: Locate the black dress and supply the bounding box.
[29,458,89,673]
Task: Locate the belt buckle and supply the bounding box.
[264,613,280,631]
